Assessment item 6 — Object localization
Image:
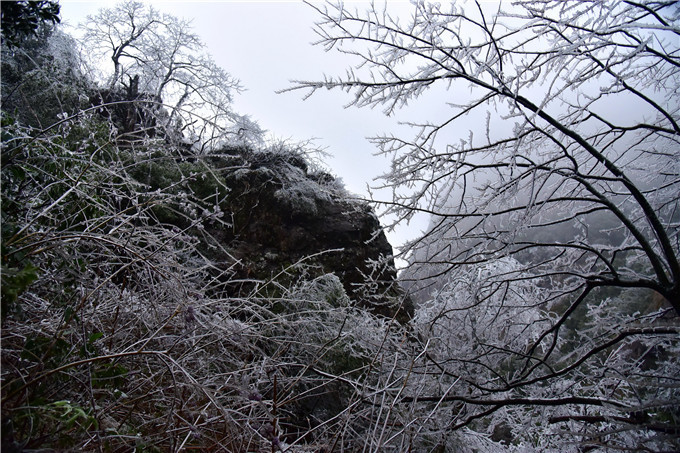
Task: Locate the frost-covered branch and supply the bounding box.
[291,0,680,449]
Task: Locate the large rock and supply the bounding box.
[212,147,413,322]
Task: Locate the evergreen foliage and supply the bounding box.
[1,0,60,48]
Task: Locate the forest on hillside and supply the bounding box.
[1,1,679,452]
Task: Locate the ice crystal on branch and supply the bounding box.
[288,0,680,450]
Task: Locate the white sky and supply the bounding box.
[58,0,432,256]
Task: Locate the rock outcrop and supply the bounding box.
[210,147,413,322]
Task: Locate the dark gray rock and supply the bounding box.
[212,147,413,322]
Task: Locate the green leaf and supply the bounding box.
[88,332,104,343]
[1,262,39,317]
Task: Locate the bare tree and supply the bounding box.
[81,0,262,149]
[287,0,680,450]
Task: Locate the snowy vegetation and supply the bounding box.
[2,0,679,452]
